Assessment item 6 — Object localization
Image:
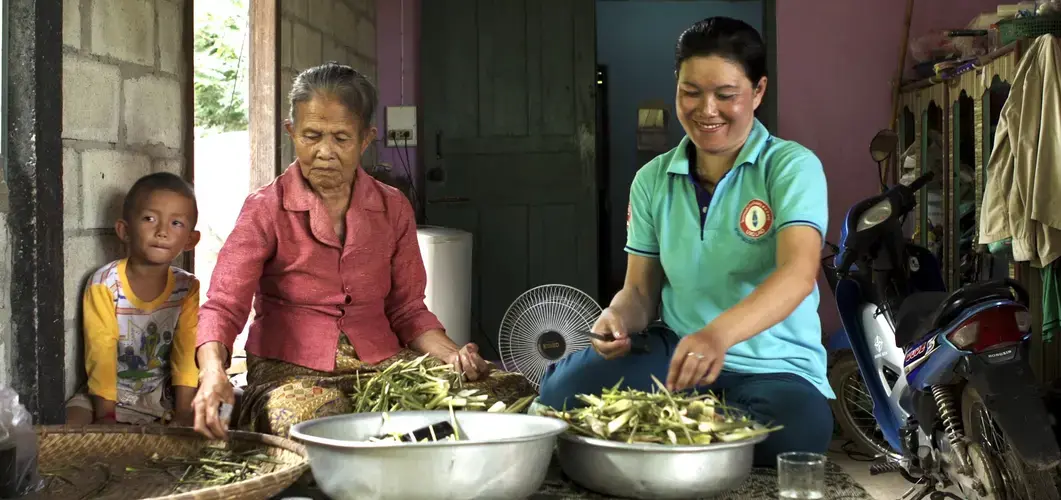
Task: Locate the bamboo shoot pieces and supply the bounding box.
[349,354,534,415]
[541,376,782,445]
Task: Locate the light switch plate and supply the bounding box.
[385,105,418,147]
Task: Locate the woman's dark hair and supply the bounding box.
[675,17,766,84]
[289,61,378,129]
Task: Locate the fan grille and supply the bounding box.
[497,284,601,389]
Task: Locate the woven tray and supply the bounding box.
[31,425,309,500]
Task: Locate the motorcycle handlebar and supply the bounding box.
[834,173,935,277]
[836,249,856,276]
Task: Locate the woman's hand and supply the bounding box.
[446,343,491,381]
[192,366,235,440]
[666,329,733,391]
[590,308,632,360]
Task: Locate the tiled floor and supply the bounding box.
[828,448,912,499]
[828,441,962,500]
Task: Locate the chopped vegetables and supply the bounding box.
[541,376,782,445]
[350,354,534,415]
[145,447,280,491]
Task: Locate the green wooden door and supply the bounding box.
[420,0,599,357]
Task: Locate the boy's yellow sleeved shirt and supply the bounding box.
[83,259,201,403]
[171,281,200,388]
[83,274,120,401]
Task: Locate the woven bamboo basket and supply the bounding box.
[32,425,309,500]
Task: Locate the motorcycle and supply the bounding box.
[821,129,1061,500]
[824,310,900,462]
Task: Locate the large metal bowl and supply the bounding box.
[289,411,568,500]
[556,430,769,499]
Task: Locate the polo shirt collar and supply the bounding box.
[666,118,771,175]
[280,161,385,212]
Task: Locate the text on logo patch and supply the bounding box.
[739,199,774,238]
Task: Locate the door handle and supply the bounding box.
[428,130,445,182]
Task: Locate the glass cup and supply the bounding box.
[777,452,826,499]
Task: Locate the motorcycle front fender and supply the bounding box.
[963,346,1061,470]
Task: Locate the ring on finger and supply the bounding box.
[686,352,706,360]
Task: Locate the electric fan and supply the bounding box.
[497,284,601,389]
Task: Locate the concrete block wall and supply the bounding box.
[61,0,189,398]
[279,0,378,167]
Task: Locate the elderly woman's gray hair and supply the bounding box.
[288,62,378,129]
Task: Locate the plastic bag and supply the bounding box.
[909,31,959,63]
[0,387,42,498]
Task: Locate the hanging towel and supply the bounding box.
[979,34,1061,269]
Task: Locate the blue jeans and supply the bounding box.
[538,325,833,468]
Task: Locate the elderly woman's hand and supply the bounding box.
[192,366,235,439]
[446,343,492,381]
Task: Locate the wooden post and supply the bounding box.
[182,0,196,272]
[6,0,65,423]
[890,0,915,130]
[248,0,280,190]
[885,0,916,185]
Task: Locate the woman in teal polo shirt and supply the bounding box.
[538,17,833,467]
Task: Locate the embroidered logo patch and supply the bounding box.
[739,199,773,239]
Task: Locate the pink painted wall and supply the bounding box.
[776,0,1005,333]
[376,0,1004,333]
[375,0,421,195]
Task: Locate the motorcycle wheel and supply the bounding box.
[828,353,899,460]
[962,384,1060,500]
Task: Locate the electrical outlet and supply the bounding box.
[388,130,413,141]
[385,106,418,147]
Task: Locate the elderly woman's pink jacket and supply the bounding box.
[197,162,444,371]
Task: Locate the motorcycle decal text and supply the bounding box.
[904,342,927,364]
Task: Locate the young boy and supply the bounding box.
[66,172,202,426]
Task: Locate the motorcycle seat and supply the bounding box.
[894,292,950,347]
[894,280,1027,348]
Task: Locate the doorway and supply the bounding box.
[419,0,777,356]
[420,0,600,358]
[192,0,250,354]
[595,0,766,298]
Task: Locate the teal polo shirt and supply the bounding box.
[625,119,834,399]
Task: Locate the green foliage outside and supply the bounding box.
[194,0,249,137]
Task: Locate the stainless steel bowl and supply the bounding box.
[556,431,770,499]
[289,411,568,500]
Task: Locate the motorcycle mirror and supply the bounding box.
[869,129,899,163]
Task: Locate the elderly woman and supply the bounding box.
[192,63,534,439]
[537,18,833,467]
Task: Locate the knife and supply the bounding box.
[580,331,651,354]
